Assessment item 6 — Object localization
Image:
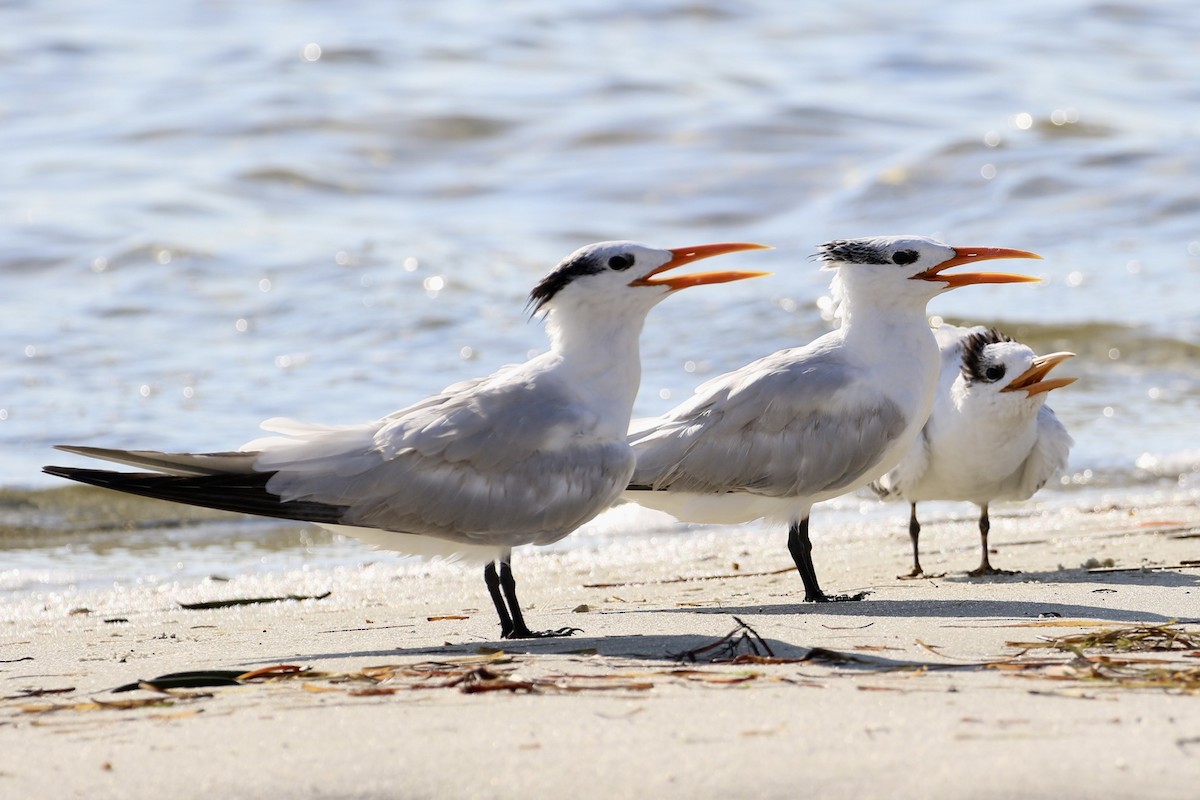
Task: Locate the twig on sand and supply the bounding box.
[179,592,331,610]
[584,568,793,589]
[673,616,776,662]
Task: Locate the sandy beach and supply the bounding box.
[2,491,1198,800]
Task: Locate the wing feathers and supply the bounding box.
[52,446,258,477]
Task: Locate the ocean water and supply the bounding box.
[3,0,1199,600]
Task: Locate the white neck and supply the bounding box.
[540,298,654,436]
[836,272,942,422]
[837,275,936,357]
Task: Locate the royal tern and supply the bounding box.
[871,325,1075,577]
[624,236,1041,602]
[44,240,769,639]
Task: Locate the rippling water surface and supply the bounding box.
[4,0,1199,597]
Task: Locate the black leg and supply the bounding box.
[786,518,868,602]
[902,503,924,578]
[483,561,516,639]
[967,503,1015,577]
[898,502,944,580]
[483,554,581,640]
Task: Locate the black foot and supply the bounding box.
[485,557,582,640]
[967,566,1018,578]
[788,518,871,604]
[502,625,582,640]
[805,590,870,603]
[898,569,945,580]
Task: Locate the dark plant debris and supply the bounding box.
[10,621,1200,717]
[674,617,775,662]
[179,592,331,610]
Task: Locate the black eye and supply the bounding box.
[985,365,1006,382]
[892,250,919,266]
[608,254,634,271]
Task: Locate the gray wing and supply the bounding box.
[52,446,257,476]
[630,341,908,498]
[258,365,635,545]
[1012,405,1074,499]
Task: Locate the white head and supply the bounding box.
[821,235,1041,316]
[528,240,770,329]
[955,327,1077,418]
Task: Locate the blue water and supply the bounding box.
[3,0,1199,595]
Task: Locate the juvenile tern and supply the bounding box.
[44,240,769,639]
[871,325,1075,577]
[624,236,1041,602]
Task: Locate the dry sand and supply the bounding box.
[2,492,1199,799]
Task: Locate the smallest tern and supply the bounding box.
[44,240,770,639]
[871,325,1076,577]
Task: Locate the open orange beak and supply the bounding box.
[630,242,773,290]
[1001,352,1077,397]
[913,246,1043,288]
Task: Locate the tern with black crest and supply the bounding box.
[45,240,769,639]
[871,324,1076,577]
[624,236,1042,602]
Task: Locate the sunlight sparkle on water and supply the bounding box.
[1050,108,1080,125]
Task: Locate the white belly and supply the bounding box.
[321,524,507,565]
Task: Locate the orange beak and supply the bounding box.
[913,246,1043,288]
[630,242,773,290]
[1000,352,1078,397]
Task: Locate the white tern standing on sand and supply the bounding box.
[45,240,770,639]
[871,324,1075,577]
[623,236,1042,602]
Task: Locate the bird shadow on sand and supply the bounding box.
[644,596,1188,624]
[241,591,1194,669]
[245,630,823,666]
[234,569,1199,668]
[928,565,1200,589]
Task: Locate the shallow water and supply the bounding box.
[3,0,1200,597]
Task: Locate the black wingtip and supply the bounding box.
[44,465,102,483]
[44,465,129,488]
[40,465,347,525]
